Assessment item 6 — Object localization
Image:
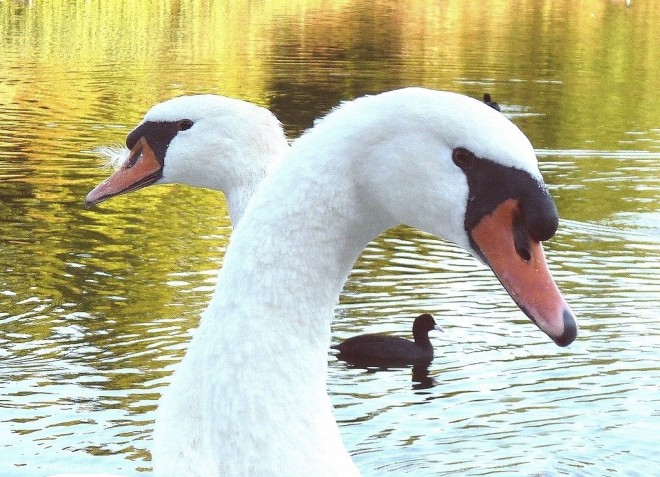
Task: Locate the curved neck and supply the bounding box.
[224,183,258,225]
[223,151,288,226]
[215,164,380,353]
[154,152,374,476]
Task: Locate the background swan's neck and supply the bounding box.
[224,183,258,224]
[217,143,288,225]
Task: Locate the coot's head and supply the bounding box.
[412,314,443,341]
[483,93,501,112]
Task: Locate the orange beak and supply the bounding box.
[470,198,577,346]
[85,137,163,207]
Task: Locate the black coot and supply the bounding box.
[483,93,501,111]
[332,314,442,365]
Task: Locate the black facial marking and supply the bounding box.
[125,120,193,168]
[518,183,560,242]
[453,147,559,250]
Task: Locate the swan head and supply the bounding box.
[84,95,288,220]
[303,88,577,346]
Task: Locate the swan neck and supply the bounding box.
[154,140,381,476]
[225,183,256,224]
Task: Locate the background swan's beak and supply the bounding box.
[85,137,163,207]
[470,199,578,346]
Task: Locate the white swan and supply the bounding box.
[85,94,289,224]
[48,96,288,477]
[156,88,577,476]
[80,87,578,476]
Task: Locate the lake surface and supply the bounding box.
[1,1,659,476]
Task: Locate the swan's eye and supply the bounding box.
[452,148,475,169]
[178,119,194,131]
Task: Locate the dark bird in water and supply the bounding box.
[332,313,443,366]
[483,93,501,111]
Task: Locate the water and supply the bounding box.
[1,0,659,475]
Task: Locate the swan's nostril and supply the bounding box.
[517,247,532,262]
[125,146,142,169]
[513,213,532,261]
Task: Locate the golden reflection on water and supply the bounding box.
[2,0,658,137]
[0,0,659,476]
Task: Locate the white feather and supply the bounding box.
[93,145,130,170]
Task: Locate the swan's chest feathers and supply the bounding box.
[153,298,358,476]
[154,361,358,475]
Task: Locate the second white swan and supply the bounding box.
[85,94,289,224]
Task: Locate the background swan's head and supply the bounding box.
[85,95,288,211]
[294,87,576,346]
